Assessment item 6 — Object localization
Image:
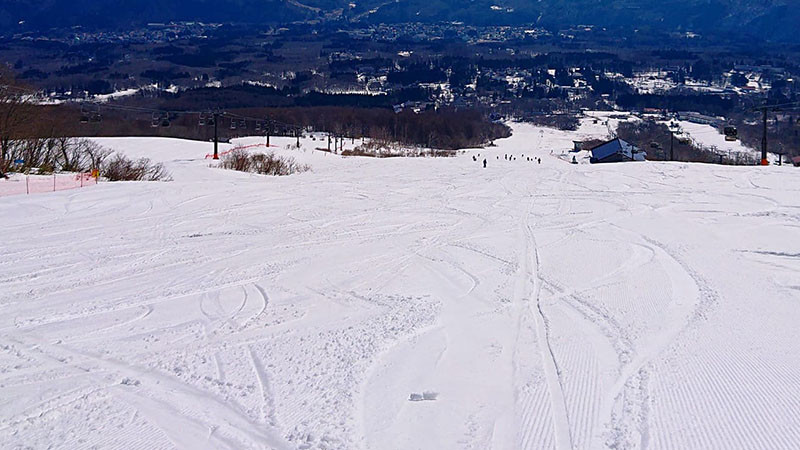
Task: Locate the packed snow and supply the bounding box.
[670,120,765,160]
[2,123,800,449]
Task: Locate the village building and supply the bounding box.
[590,138,646,163]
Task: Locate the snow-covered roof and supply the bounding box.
[590,138,639,161]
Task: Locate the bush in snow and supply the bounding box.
[344,140,457,158]
[218,149,253,172]
[220,150,310,176]
[102,154,172,181]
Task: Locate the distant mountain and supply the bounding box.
[358,0,800,42]
[2,0,799,43]
[0,0,317,30]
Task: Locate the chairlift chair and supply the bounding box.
[161,114,171,127]
[199,113,206,126]
[78,105,91,123]
[724,125,738,142]
[230,119,237,130]
[151,113,161,128]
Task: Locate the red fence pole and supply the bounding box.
[26,175,29,194]
[53,174,56,192]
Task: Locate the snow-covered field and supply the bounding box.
[2,124,800,449]
[671,120,766,160]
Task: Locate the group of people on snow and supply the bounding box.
[473,153,541,168]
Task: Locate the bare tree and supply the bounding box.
[81,140,112,170]
[0,67,36,173]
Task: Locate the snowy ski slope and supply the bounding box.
[1,124,800,449]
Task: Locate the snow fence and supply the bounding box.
[0,173,98,198]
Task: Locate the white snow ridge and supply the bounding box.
[1,124,800,449]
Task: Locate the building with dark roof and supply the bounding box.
[590,138,646,164]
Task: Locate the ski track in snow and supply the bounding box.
[2,121,800,449]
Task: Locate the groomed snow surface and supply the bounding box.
[2,124,800,449]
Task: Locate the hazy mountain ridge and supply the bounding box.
[1,0,797,42]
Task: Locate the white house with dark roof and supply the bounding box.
[589,138,646,163]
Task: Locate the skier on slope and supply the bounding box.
[483,158,487,168]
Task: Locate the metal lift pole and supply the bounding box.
[761,108,768,166]
[213,112,219,160]
[670,131,674,161]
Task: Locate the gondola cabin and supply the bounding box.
[724,125,738,142]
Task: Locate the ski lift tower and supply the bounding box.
[667,124,680,161]
[753,101,800,166]
[206,110,221,160]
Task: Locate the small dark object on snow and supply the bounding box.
[483,159,487,168]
